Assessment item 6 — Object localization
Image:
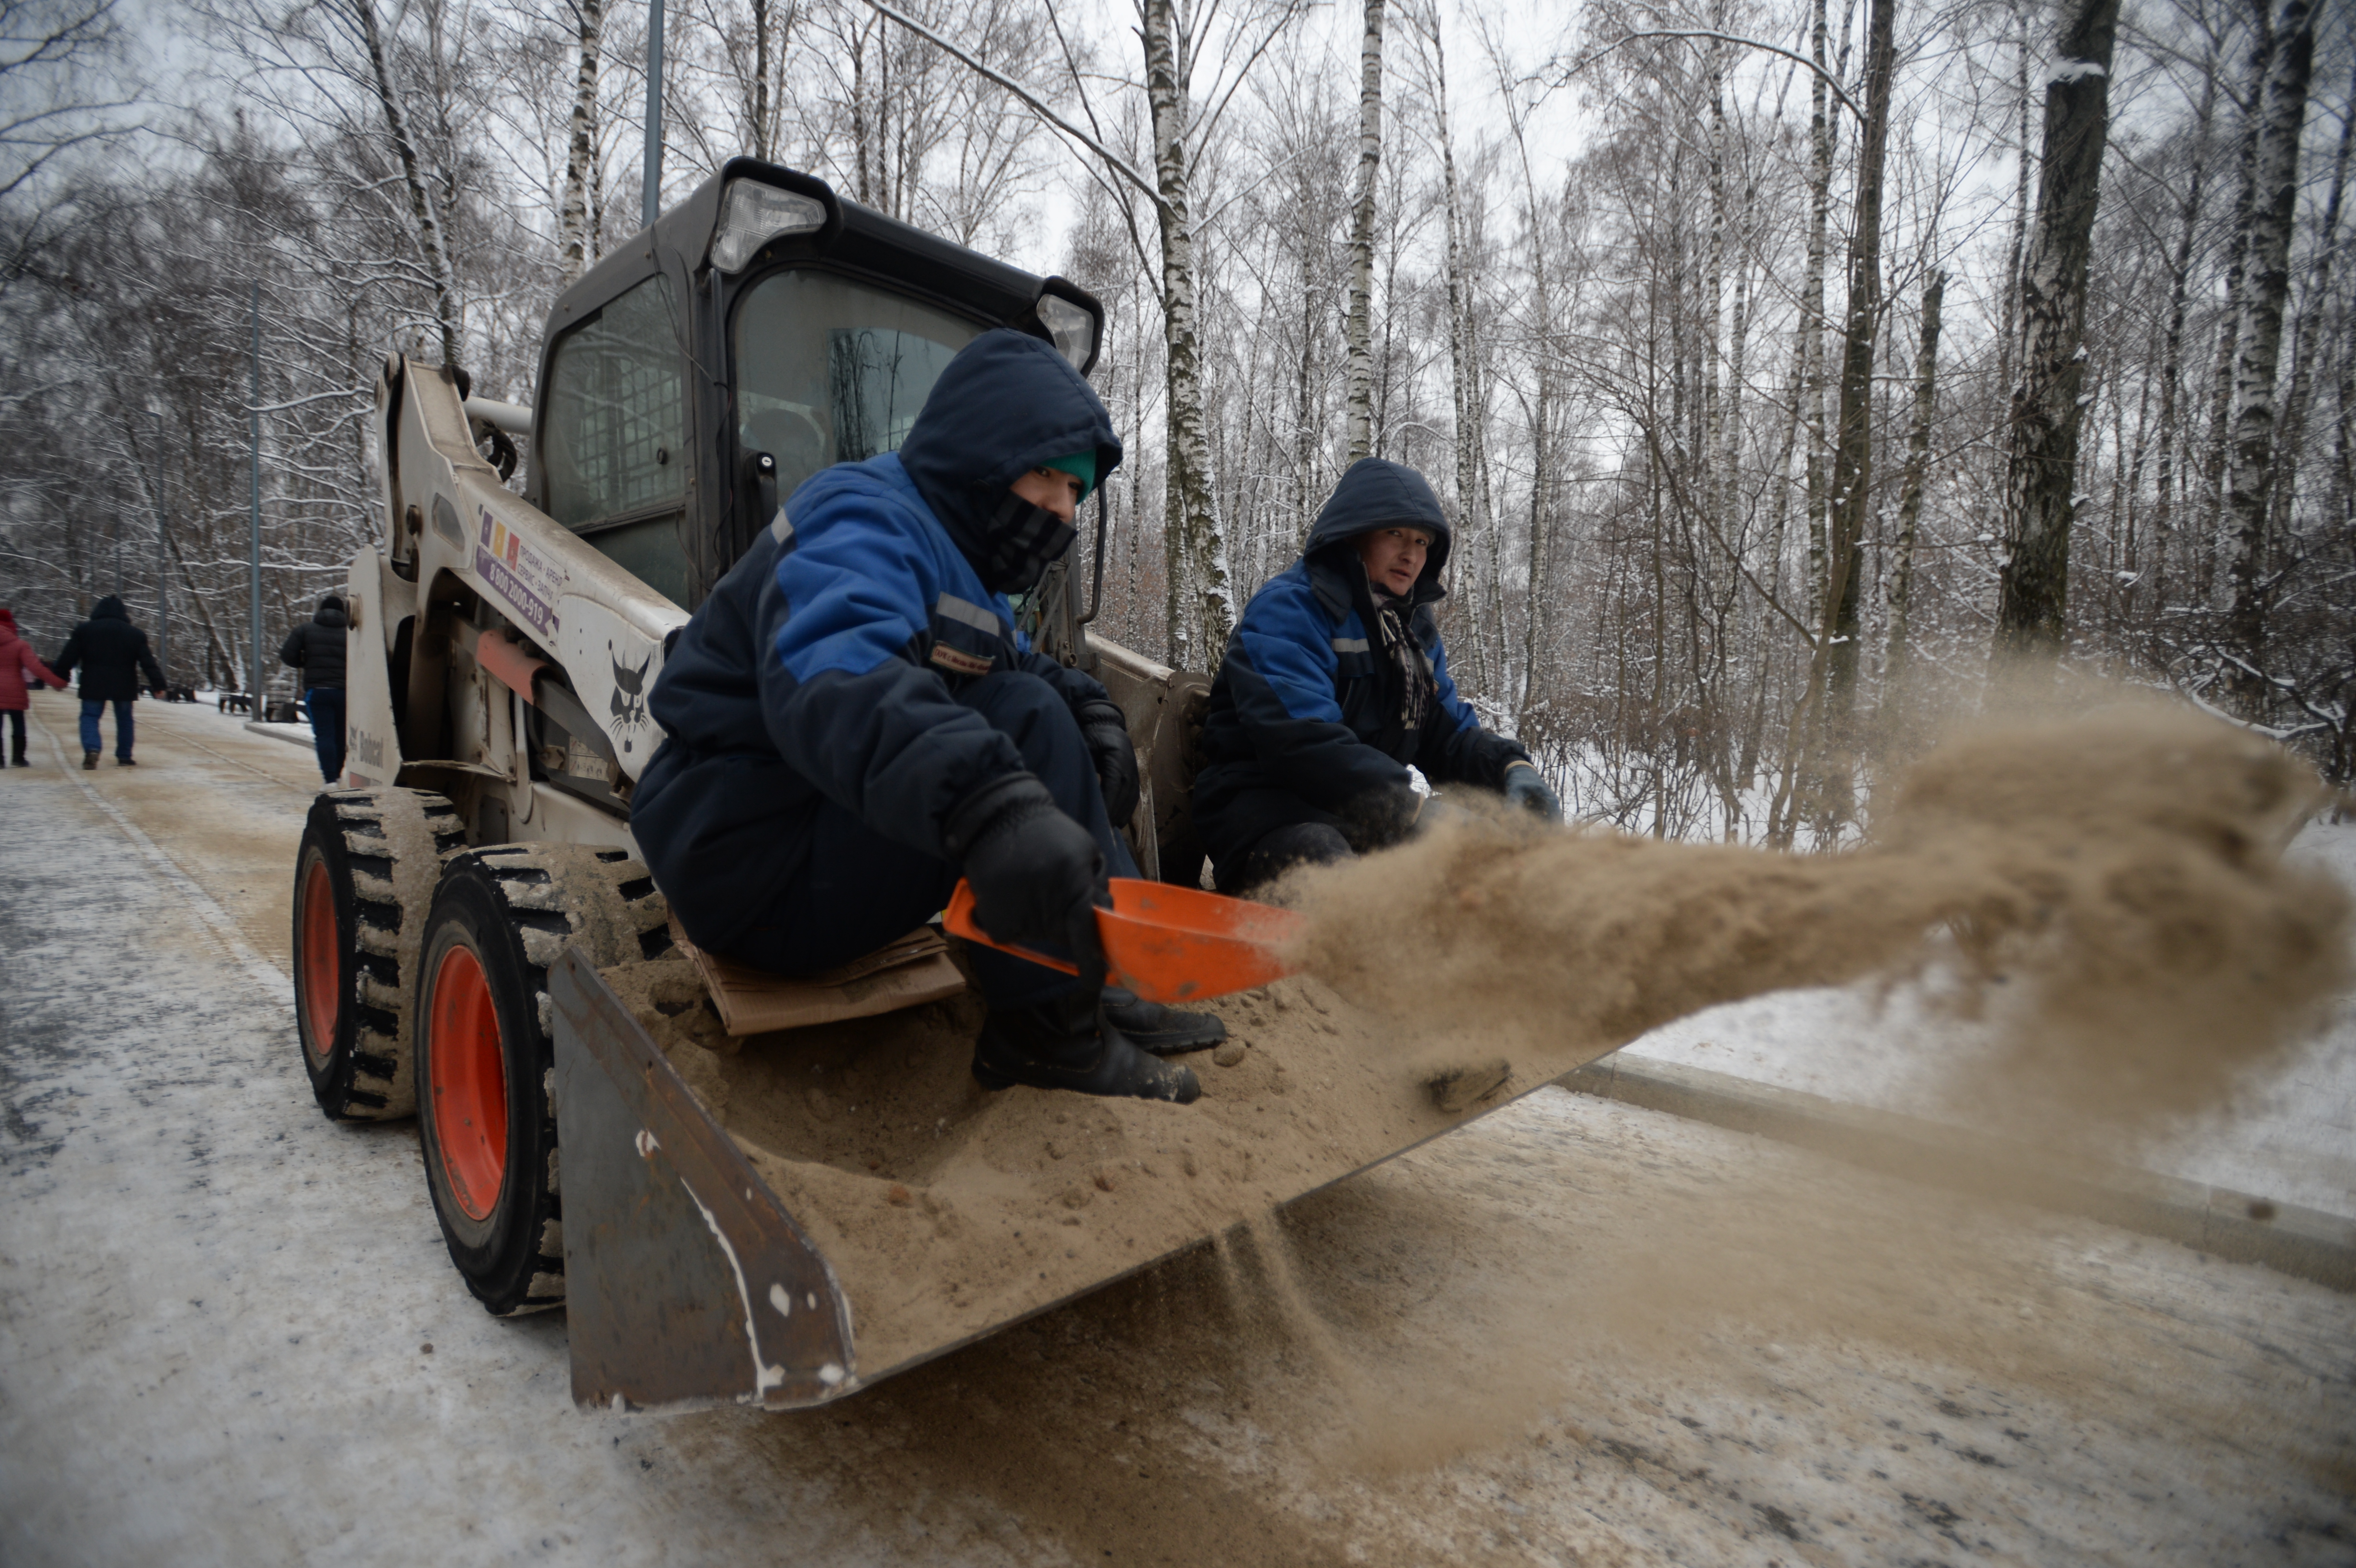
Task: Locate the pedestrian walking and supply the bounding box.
[50,595,165,769]
[279,595,349,785]
[0,607,67,766]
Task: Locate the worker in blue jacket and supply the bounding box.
[633,328,1218,1104]
[1193,457,1560,892]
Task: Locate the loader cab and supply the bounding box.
[527,160,1104,612]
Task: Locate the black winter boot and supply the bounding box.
[973,990,1201,1104]
[82,751,97,771]
[1101,986,1226,1056]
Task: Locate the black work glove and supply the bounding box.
[1342,777,1424,851]
[947,773,1111,990]
[1074,697,1140,827]
[1503,761,1561,821]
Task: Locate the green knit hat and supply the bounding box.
[1042,449,1097,500]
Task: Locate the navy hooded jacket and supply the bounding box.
[630,328,1123,955]
[1192,458,1528,876]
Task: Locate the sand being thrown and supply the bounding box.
[610,705,2347,1385]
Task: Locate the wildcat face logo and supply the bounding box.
[609,643,651,754]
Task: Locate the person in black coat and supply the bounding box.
[51,594,165,769]
[280,595,349,784]
[1193,458,1560,892]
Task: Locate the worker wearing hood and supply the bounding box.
[1194,457,1560,892]
[636,328,1217,1104]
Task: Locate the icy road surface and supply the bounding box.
[2,691,2350,1567]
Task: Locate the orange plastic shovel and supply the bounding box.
[943,877,1304,1004]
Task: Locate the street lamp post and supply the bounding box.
[150,406,171,688]
[643,0,665,229]
[249,280,263,709]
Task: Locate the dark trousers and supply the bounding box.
[305,687,346,784]
[723,670,1137,1007]
[79,699,133,759]
[5,709,24,762]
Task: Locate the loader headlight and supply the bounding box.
[1034,292,1097,374]
[711,179,828,273]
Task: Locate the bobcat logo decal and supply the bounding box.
[609,644,651,754]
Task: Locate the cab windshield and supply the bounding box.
[732,270,983,502]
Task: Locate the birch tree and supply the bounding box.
[1403,0,1494,691]
[1884,265,1943,686]
[1343,0,1384,460]
[1993,0,2122,654]
[1812,0,1896,827]
[1142,0,1230,668]
[2222,0,2317,673]
[557,0,604,284]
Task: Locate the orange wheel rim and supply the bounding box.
[427,944,508,1222]
[297,857,341,1060]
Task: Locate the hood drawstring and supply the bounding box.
[1368,579,1431,734]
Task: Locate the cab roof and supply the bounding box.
[545,158,1087,361]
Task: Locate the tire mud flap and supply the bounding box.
[549,948,858,1411]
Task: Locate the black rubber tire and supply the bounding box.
[413,844,673,1317]
[291,788,463,1120]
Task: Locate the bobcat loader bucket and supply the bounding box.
[550,950,856,1410]
[549,936,1607,1414]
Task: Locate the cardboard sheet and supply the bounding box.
[675,926,966,1035]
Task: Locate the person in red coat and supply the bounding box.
[0,607,67,767]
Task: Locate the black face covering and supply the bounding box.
[975,490,1078,594]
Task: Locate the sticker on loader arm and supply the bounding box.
[556,594,680,771]
[476,506,567,635]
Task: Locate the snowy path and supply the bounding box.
[1,691,2349,1566]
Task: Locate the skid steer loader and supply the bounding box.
[290,159,1603,1413]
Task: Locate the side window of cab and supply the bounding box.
[539,273,693,606]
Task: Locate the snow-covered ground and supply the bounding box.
[2,692,2350,1566]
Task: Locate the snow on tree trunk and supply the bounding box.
[2150,59,2218,610]
[1994,11,2030,419]
[1703,25,1726,587]
[1800,0,1832,626]
[1821,0,1897,719]
[2225,0,2321,673]
[1428,4,1490,694]
[559,0,604,287]
[1345,0,1384,463]
[2268,59,2353,544]
[1503,130,1555,729]
[750,0,773,163]
[2198,6,2277,574]
[1296,210,1318,538]
[1885,267,1944,686]
[1993,0,2121,656]
[1721,129,1753,598]
[1144,0,1230,672]
[355,0,461,367]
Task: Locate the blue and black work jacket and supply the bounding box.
[631,329,1120,956]
[1192,458,1529,875]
